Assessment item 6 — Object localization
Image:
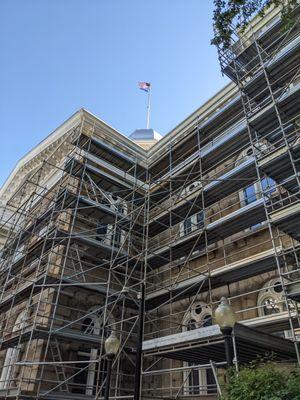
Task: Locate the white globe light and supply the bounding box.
[215,297,236,329]
[104,331,120,356]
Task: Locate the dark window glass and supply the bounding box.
[203,315,213,327]
[96,223,107,241]
[274,282,283,293]
[261,177,276,194]
[112,227,122,247]
[184,218,192,235]
[72,355,89,394]
[187,319,197,331]
[243,184,256,205]
[196,212,204,229]
[207,368,217,394]
[194,305,202,315]
[187,318,200,394]
[263,298,280,315]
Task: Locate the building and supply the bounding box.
[129,129,162,150]
[0,4,299,399]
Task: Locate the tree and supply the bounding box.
[223,361,300,400]
[211,0,298,50]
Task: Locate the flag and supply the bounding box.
[138,81,151,92]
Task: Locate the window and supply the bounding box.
[242,177,276,206]
[241,177,276,230]
[96,222,107,241]
[237,144,276,207]
[257,279,286,317]
[12,243,25,264]
[72,308,115,395]
[196,211,204,229]
[183,302,216,395]
[236,145,276,231]
[116,200,127,216]
[0,310,28,390]
[203,314,213,327]
[183,181,202,197]
[97,221,124,248]
[262,297,281,315]
[183,218,192,235]
[261,176,276,196]
[243,184,257,205]
[97,194,126,247]
[180,211,204,237]
[111,227,123,247]
[102,194,127,217]
[257,279,297,340]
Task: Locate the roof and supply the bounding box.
[129,129,162,141]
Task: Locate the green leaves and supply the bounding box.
[211,0,298,50]
[223,361,300,400]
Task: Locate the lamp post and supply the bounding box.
[215,297,236,368]
[104,331,120,400]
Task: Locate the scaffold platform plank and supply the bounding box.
[142,323,296,363]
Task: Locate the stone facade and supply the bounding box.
[0,5,300,399]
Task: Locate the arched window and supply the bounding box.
[257,278,286,317]
[0,309,28,389]
[257,278,297,339]
[182,302,216,395]
[72,308,115,395]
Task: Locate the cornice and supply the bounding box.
[0,81,237,206]
[81,109,148,159]
[0,110,84,206]
[0,108,149,207]
[147,82,238,162]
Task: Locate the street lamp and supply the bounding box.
[104,331,120,400]
[215,297,236,367]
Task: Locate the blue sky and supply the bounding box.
[0,0,228,186]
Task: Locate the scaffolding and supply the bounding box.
[217,1,300,358]
[0,4,299,400]
[139,4,300,399]
[0,117,149,398]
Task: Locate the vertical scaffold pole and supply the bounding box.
[134,282,145,400]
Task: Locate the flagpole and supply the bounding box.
[146,87,151,129]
